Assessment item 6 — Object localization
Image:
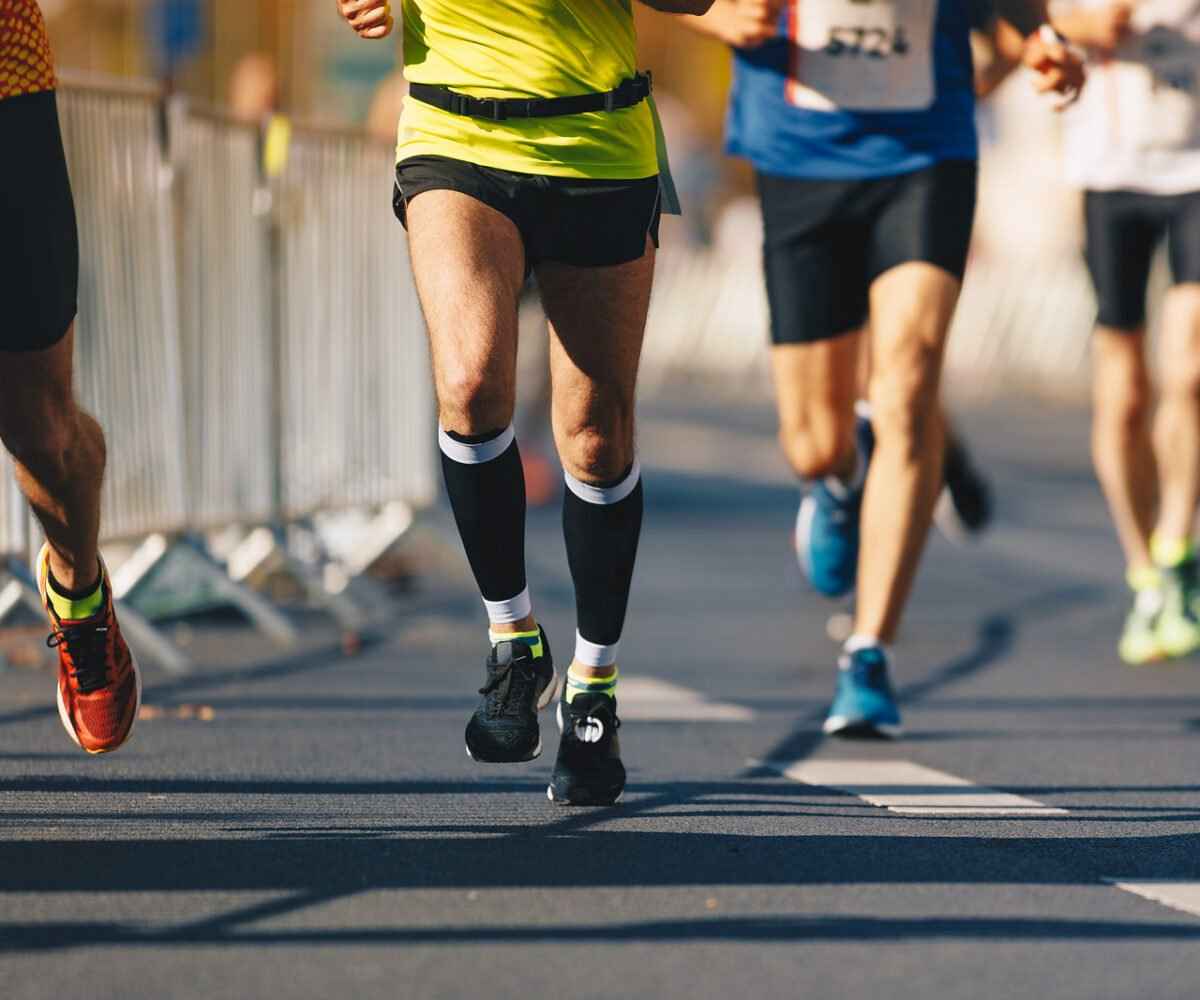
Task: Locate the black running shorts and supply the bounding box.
[394,155,660,270]
[0,89,79,351]
[758,160,977,345]
[1084,188,1200,331]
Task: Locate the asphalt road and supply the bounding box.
[4,394,1200,1000]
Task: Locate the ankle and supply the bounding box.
[489,614,537,636]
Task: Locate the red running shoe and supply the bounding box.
[37,543,141,754]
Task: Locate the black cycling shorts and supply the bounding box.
[394,155,661,271]
[1084,188,1200,330]
[0,89,79,351]
[758,160,977,345]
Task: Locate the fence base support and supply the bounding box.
[112,533,299,648]
[225,525,369,635]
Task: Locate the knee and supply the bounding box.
[870,354,942,456]
[1095,365,1152,435]
[778,411,855,480]
[437,365,514,435]
[557,408,635,484]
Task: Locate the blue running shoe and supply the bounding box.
[795,414,874,598]
[823,644,902,738]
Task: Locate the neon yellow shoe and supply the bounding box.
[1157,558,1200,658]
[1118,567,1164,666]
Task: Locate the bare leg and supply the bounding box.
[0,325,105,591]
[536,239,655,680]
[855,263,960,643]
[1092,326,1157,572]
[1153,285,1200,545]
[771,332,862,482]
[406,190,533,635]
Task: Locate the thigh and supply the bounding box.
[534,239,655,475]
[1085,190,1160,331]
[770,334,862,440]
[0,90,78,351]
[867,262,961,405]
[758,173,868,345]
[867,160,977,285]
[404,186,527,425]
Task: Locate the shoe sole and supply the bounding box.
[38,543,143,755]
[823,714,903,739]
[464,670,561,764]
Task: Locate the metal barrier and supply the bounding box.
[277,124,436,520]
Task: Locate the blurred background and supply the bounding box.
[40,0,1125,403]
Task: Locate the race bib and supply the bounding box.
[1114,21,1200,151]
[785,0,937,112]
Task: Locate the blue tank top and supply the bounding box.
[726,0,978,179]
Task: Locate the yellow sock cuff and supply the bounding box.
[46,573,104,621]
[566,666,618,702]
[1151,534,1194,569]
[1127,565,1161,593]
[489,627,544,659]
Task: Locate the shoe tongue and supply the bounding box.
[489,640,526,667]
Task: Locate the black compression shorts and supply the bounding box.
[758,160,977,345]
[1084,188,1200,330]
[394,155,661,271]
[0,89,78,351]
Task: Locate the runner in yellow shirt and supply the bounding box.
[1,0,141,755]
[335,0,713,806]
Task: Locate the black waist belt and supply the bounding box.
[408,72,652,122]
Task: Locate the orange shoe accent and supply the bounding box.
[37,544,141,754]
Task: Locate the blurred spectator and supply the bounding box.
[229,51,279,123]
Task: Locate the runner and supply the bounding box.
[336,0,710,804]
[1053,0,1200,663]
[685,0,1082,735]
[0,0,140,753]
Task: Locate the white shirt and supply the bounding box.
[1061,0,1200,193]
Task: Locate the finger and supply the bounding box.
[340,0,380,15]
[351,4,391,29]
[359,16,394,39]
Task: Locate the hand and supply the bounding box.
[705,0,785,49]
[1085,2,1133,51]
[336,0,394,40]
[1024,26,1087,109]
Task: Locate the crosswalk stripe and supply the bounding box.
[761,758,1068,816]
[1108,881,1200,918]
[617,677,754,721]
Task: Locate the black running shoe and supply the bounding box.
[935,432,993,542]
[548,692,626,806]
[465,627,557,763]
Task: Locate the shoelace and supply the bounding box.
[47,623,110,694]
[478,661,534,718]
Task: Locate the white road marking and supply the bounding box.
[617,677,754,722]
[761,758,1068,816]
[1108,881,1200,919]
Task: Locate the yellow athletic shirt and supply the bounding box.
[398,0,658,179]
